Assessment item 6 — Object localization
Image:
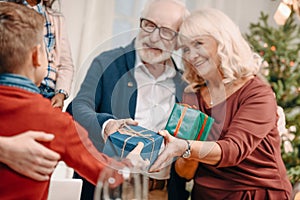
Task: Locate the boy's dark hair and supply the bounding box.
[0,2,44,73]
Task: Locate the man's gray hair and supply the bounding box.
[141,0,190,20]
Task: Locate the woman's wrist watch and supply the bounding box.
[182,140,191,158]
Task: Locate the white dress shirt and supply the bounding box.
[134,53,176,180]
[134,53,176,132]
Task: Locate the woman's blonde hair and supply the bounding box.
[180,8,262,91]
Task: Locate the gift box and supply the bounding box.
[103,125,163,166]
[165,103,214,141]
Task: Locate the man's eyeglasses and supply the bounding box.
[140,18,178,41]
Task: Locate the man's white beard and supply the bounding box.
[135,37,174,64]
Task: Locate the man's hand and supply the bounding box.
[104,118,138,141]
[0,131,61,181]
[51,93,65,110]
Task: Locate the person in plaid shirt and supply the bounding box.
[20,0,74,109]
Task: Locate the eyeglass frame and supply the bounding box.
[139,18,178,41]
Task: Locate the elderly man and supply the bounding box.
[67,0,190,199]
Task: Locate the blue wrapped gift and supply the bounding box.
[103,125,163,167]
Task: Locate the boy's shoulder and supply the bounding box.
[0,85,74,126]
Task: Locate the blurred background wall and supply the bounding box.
[60,0,280,100]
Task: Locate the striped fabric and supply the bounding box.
[24,0,57,90]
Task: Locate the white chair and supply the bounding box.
[51,161,74,179]
[48,178,83,200]
[48,161,82,200]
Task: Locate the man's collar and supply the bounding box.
[134,51,176,79]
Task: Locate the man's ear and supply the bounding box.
[174,41,180,51]
[174,39,184,51]
[32,44,42,68]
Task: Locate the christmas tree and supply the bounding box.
[245,11,300,185]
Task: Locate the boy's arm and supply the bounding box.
[61,120,126,186]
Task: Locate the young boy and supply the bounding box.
[0,2,143,199]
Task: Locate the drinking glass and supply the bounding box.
[94,167,149,200]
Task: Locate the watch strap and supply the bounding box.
[55,89,69,99]
[182,139,191,158]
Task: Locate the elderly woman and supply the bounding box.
[150,8,292,199]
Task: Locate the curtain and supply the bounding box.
[61,0,115,99]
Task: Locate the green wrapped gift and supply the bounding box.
[165,103,214,141]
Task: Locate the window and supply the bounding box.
[112,0,148,48]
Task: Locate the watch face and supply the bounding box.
[182,140,191,158]
[182,150,191,158]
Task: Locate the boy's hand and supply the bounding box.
[126,142,150,172]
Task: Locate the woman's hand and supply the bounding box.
[149,130,187,172]
[51,93,65,110]
[0,131,60,181]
